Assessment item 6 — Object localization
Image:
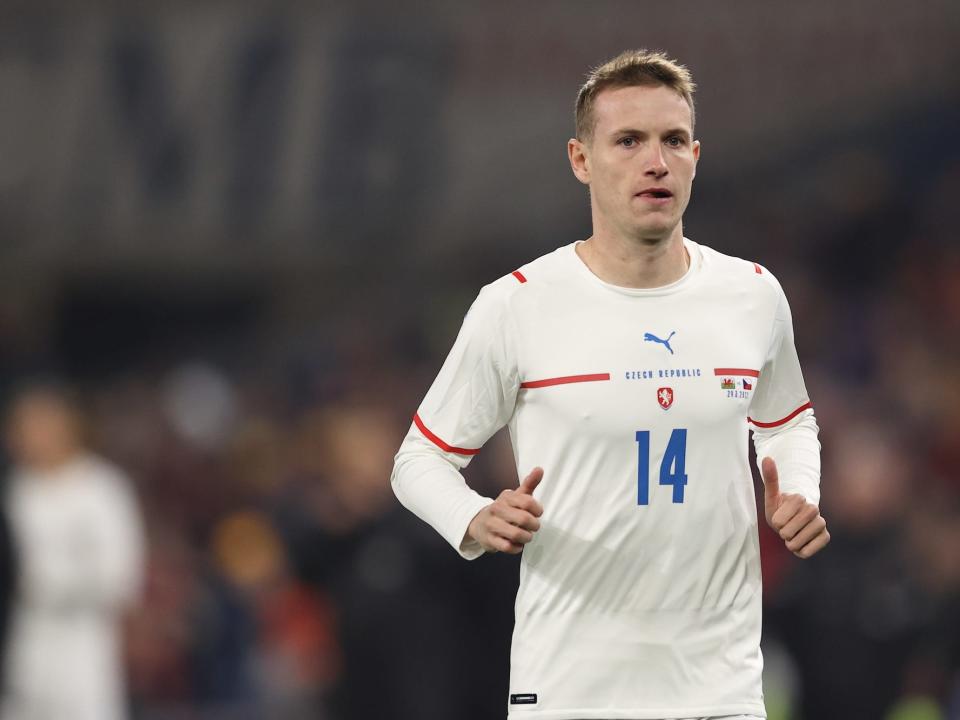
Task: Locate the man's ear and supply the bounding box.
[692,139,701,179]
[568,138,591,185]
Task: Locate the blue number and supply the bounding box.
[636,428,688,505]
[635,431,650,505]
[660,429,688,503]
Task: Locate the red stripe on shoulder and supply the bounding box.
[753,262,763,274]
[413,413,481,456]
[512,270,527,283]
[748,401,813,428]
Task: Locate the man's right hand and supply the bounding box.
[466,467,544,554]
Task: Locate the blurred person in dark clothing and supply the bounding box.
[765,422,930,720]
[201,508,338,718]
[1,384,145,720]
[899,490,960,715]
[284,402,518,720]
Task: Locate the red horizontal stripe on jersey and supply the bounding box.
[520,373,611,389]
[413,413,481,455]
[754,262,763,274]
[714,368,761,377]
[748,401,813,428]
[512,270,527,283]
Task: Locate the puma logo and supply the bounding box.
[644,331,676,355]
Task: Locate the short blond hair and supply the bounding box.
[575,49,696,142]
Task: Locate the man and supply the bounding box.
[391,50,829,720]
[2,384,145,720]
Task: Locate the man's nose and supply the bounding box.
[643,145,668,177]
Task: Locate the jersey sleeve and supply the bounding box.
[391,281,521,558]
[748,277,811,429]
[748,274,821,505]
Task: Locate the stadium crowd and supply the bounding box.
[1,129,957,720]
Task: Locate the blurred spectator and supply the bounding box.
[1,384,145,720]
[765,421,942,720]
[202,508,339,718]
[283,403,518,720]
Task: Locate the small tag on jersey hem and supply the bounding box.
[509,693,538,705]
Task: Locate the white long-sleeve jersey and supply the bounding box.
[392,238,820,720]
[3,453,145,720]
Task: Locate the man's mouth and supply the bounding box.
[636,187,673,199]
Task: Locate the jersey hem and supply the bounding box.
[506,702,766,719]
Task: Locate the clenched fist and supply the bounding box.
[762,457,830,559]
[466,467,545,554]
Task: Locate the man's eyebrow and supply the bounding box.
[609,127,692,139]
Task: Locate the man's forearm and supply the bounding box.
[391,446,493,559]
[752,411,821,505]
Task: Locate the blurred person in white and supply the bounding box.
[393,49,830,720]
[1,384,145,720]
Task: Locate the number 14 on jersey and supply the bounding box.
[636,429,688,504]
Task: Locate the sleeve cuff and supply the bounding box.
[449,494,495,560]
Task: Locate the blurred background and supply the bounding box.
[0,1,958,718]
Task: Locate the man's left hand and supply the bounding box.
[761,457,830,559]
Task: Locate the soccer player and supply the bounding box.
[391,50,829,720]
[2,384,145,720]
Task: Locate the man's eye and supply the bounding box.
[666,136,684,147]
[619,137,636,147]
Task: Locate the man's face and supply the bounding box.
[569,84,700,242]
[5,394,78,470]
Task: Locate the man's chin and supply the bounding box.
[629,221,677,243]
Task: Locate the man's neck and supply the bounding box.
[25,447,82,477]
[575,225,689,289]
